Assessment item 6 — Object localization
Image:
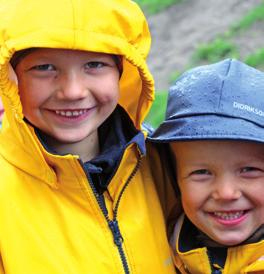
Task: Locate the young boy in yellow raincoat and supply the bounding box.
[0,1,176,273]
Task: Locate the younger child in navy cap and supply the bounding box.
[150,59,264,273]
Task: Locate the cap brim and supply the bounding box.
[149,114,264,143]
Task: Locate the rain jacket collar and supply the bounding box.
[172,214,264,273]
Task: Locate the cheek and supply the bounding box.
[248,183,264,211]
[96,82,119,104]
[18,82,46,111]
[253,192,264,216]
[251,195,264,228]
[180,184,204,211]
[18,84,33,107]
[181,194,203,224]
[180,187,193,208]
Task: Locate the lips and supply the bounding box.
[209,209,249,226]
[48,107,95,124]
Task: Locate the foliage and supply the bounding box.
[167,1,264,77]
[245,48,264,69]
[230,2,264,34]
[144,91,168,128]
[134,0,183,15]
[192,38,239,63]
[190,1,264,65]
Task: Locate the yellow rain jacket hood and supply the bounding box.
[0,0,154,131]
[0,1,176,273]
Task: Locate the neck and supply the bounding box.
[41,131,100,162]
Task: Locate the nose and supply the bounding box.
[56,71,88,100]
[211,176,242,200]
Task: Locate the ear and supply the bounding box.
[8,63,18,85]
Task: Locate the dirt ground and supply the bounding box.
[147,0,263,90]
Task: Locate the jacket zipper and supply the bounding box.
[81,154,142,274]
[207,249,222,274]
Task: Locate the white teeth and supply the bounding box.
[55,110,87,117]
[213,211,244,220]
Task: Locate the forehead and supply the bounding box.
[170,140,264,162]
[15,48,113,64]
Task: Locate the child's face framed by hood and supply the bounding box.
[15,48,120,160]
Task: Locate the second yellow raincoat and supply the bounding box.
[171,215,264,274]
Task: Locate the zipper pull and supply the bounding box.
[108,219,123,246]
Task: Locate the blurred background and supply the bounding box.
[135,0,264,128]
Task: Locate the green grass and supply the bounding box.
[144,91,168,128]
[189,1,264,65]
[230,2,264,34]
[134,0,183,15]
[245,48,264,69]
[170,2,264,77]
[192,38,239,63]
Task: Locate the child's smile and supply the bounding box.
[45,107,97,124]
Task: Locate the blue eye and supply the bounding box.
[31,64,55,71]
[240,166,264,179]
[241,167,254,172]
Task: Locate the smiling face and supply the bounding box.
[15,48,120,159]
[170,140,264,246]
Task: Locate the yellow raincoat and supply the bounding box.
[171,215,264,274]
[0,1,176,273]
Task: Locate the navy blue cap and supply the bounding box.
[149,59,264,143]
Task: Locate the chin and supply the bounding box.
[212,234,247,247]
[43,130,89,144]
[54,134,89,144]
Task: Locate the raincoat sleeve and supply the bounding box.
[146,142,182,235]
